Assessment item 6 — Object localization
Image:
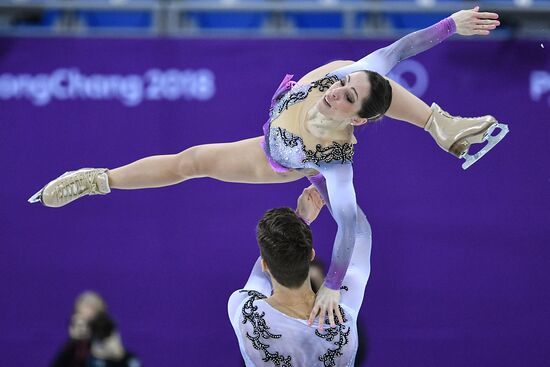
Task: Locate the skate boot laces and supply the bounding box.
[55,170,100,200]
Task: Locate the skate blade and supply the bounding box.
[28,189,43,204]
[27,171,71,205]
[462,123,509,170]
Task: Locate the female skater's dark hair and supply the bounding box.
[256,207,313,288]
[357,71,393,121]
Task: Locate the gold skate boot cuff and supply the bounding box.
[96,170,111,194]
[424,110,435,132]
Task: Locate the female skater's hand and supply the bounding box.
[296,185,325,224]
[451,6,500,36]
[308,284,343,331]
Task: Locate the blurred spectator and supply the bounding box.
[88,311,141,367]
[50,291,107,367]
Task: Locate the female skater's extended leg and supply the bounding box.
[384,79,431,128]
[108,137,302,189]
[30,137,305,207]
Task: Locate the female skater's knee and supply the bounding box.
[175,146,203,180]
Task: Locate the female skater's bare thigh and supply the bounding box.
[183,136,305,184]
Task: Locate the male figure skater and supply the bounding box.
[228,186,372,366]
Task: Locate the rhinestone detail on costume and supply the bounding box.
[241,290,293,367]
[240,289,351,367]
[266,75,353,168]
[270,126,354,167]
[316,286,351,367]
[270,75,340,121]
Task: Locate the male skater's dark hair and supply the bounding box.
[256,207,313,288]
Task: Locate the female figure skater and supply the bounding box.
[29,7,506,326]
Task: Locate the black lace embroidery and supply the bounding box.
[277,75,340,114]
[270,75,353,166]
[315,305,351,367]
[311,75,340,92]
[277,90,309,114]
[240,290,293,367]
[277,127,301,148]
[304,142,354,165]
[276,127,354,165]
[239,288,352,367]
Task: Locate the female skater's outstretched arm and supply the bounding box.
[330,6,500,128]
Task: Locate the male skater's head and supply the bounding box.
[256,207,316,289]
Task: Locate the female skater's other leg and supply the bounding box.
[385,79,508,169]
[30,137,304,207]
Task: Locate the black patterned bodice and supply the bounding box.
[266,75,354,168]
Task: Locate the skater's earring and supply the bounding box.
[350,117,368,126]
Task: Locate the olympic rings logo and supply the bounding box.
[387,60,429,97]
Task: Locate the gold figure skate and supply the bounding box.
[425,103,509,169]
[28,168,110,208]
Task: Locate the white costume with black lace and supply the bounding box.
[228,209,372,367]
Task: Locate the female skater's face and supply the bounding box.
[318,72,370,121]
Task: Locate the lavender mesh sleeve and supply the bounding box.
[308,163,357,290]
[330,17,457,78]
[305,170,373,313]
[310,17,457,290]
[339,207,372,318]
